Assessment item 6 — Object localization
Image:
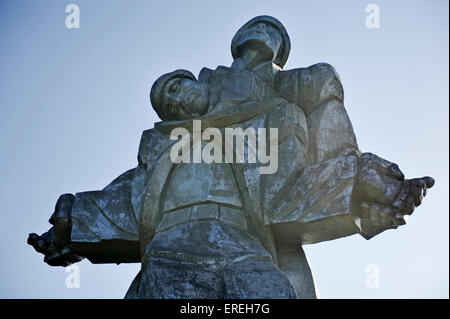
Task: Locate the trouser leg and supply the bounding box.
[139,254,224,298]
[223,256,297,299]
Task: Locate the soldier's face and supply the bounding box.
[235,22,283,61]
[163,78,209,120]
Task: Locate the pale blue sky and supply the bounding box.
[0,0,448,298]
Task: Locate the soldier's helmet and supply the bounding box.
[231,15,291,69]
[150,69,196,121]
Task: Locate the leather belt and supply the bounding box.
[156,203,247,233]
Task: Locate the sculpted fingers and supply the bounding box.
[410,176,435,198]
[27,228,58,256]
[410,176,435,188]
[28,193,78,266]
[392,176,435,216]
[425,177,435,188]
[359,154,435,224]
[27,233,49,255]
[411,186,424,206]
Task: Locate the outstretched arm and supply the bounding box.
[28,193,83,266]
[28,167,144,266]
[271,63,434,243]
[28,128,172,266]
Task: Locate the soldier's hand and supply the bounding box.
[392,177,435,215]
[356,153,434,237]
[48,193,74,249]
[27,193,83,266]
[357,153,405,205]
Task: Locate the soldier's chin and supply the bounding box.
[236,39,275,61]
[198,95,210,115]
[189,95,209,117]
[177,105,207,120]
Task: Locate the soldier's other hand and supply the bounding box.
[357,153,434,235]
[392,176,435,216]
[357,153,405,205]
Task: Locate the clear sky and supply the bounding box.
[0,0,448,298]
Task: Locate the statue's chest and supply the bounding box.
[209,67,273,112]
[162,160,242,212]
[236,100,309,219]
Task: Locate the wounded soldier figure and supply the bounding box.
[28,16,434,299]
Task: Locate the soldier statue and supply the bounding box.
[28,16,434,298]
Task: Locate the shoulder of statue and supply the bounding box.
[276,63,344,115]
[137,128,172,169]
[198,67,213,82]
[198,65,233,84]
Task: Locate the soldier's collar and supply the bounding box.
[230,60,280,87]
[251,61,281,86]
